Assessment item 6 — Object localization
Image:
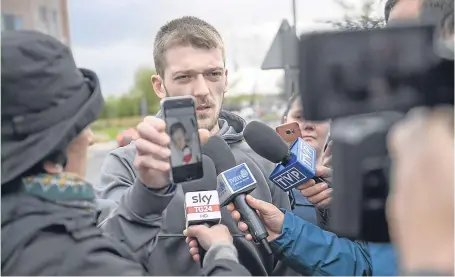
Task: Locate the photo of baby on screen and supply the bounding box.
[168,120,201,167]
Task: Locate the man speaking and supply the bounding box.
[98,16,296,276]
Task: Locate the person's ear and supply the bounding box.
[43,161,63,174]
[151,74,166,99]
[223,68,229,95]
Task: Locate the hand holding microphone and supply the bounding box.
[296,167,333,208]
[226,195,284,242]
[184,224,233,262]
[202,136,273,254]
[182,155,222,266]
[244,121,333,208]
[297,142,333,208]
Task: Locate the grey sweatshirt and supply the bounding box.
[98,110,299,276]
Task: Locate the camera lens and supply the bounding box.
[285,129,292,135]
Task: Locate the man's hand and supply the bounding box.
[184,224,233,262]
[387,107,454,274]
[227,195,284,241]
[134,116,209,189]
[295,166,333,208]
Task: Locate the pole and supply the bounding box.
[140,97,148,117]
[290,0,298,98]
[292,0,297,34]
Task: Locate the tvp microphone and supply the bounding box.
[244,121,331,192]
[202,136,273,255]
[182,155,221,267]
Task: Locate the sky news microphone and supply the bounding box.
[182,155,222,267]
[202,136,273,255]
[243,121,331,192]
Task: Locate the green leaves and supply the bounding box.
[99,67,161,119]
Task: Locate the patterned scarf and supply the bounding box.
[22,172,95,202]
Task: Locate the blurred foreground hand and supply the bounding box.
[387,106,454,275]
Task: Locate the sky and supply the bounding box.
[68,0,386,97]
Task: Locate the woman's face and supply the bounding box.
[285,98,330,154]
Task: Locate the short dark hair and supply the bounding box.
[153,16,225,77]
[170,122,186,137]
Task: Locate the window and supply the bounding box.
[2,13,22,31]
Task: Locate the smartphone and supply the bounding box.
[276,122,302,144]
[161,96,203,183]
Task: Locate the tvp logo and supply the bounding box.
[271,165,309,191]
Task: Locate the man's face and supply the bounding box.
[172,128,186,150]
[153,46,228,131]
[388,0,422,22]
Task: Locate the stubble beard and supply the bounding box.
[196,91,224,133]
[162,83,224,133]
[197,106,221,132]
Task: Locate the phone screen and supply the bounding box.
[163,99,203,183]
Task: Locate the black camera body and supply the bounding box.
[329,112,402,242]
[299,24,453,122]
[298,23,453,242]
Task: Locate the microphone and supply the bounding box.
[243,121,331,192]
[182,155,222,267]
[202,136,273,255]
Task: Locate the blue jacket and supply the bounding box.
[271,210,373,276]
[289,202,398,276]
[314,207,398,276]
[289,189,318,224]
[368,243,398,276]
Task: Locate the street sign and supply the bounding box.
[261,19,300,70]
[261,19,300,98]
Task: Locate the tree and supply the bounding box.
[115,95,141,117]
[96,66,161,120]
[98,96,119,119]
[130,67,161,114]
[322,0,386,31]
[275,75,290,100]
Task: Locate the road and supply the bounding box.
[85,119,280,184]
[85,142,117,184]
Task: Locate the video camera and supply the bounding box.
[298,23,454,242]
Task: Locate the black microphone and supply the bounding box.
[243,121,331,191]
[182,155,221,267]
[202,136,273,255]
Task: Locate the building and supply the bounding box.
[2,0,71,45]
